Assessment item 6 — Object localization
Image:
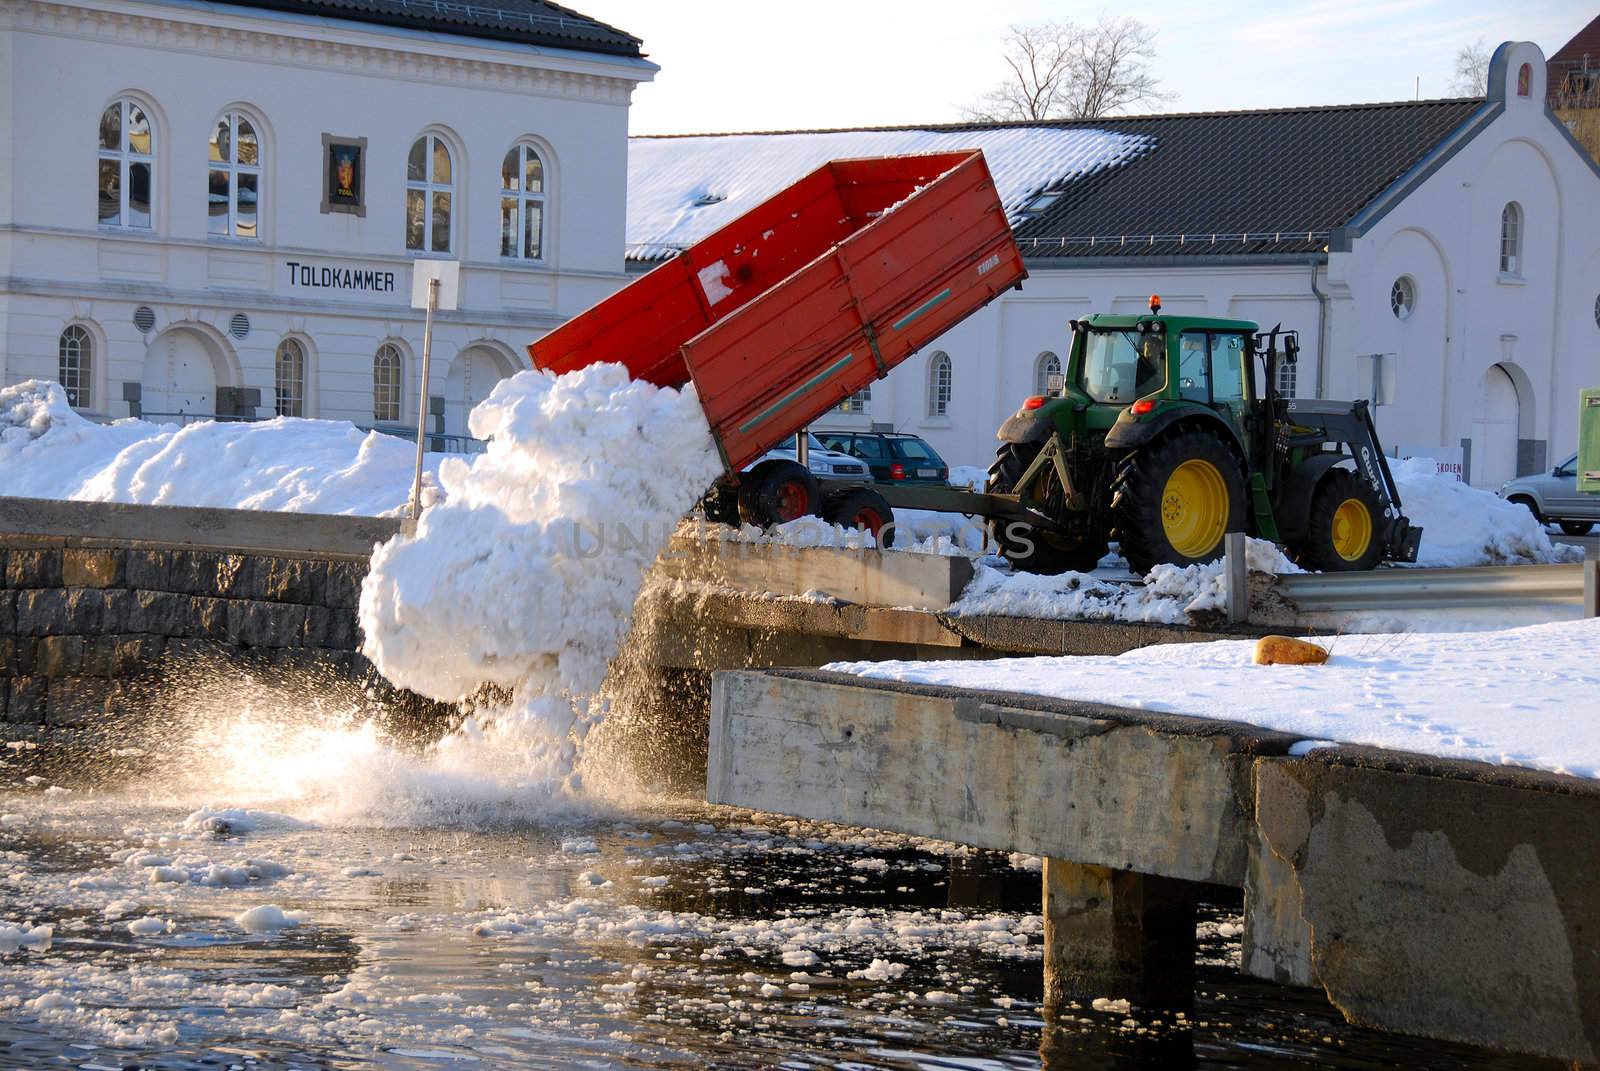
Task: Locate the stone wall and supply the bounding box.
[0,528,449,755]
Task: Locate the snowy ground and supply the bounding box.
[832,617,1600,779]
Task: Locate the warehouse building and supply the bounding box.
[628,42,1599,487]
[0,0,652,442]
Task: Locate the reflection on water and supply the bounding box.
[0,792,1554,1071]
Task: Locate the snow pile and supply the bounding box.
[627,126,1156,260]
[831,617,1600,778]
[0,922,52,953]
[0,380,436,516]
[947,465,988,491]
[1393,458,1579,566]
[234,904,305,933]
[950,537,1298,624]
[358,364,722,798]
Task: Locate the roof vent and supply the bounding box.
[691,192,727,207]
[229,313,251,340]
[133,306,156,333]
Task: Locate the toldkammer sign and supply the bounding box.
[284,261,397,293]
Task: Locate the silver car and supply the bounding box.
[1498,453,1598,535]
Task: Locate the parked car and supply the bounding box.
[753,433,873,483]
[1498,453,1597,535]
[816,431,950,484]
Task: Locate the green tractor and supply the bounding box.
[982,298,1423,575]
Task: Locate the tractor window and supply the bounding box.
[1210,333,1247,402]
[1080,329,1164,404]
[1177,332,1209,402]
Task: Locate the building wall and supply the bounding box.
[0,0,651,434]
[1329,42,1600,486]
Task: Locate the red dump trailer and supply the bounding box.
[527,150,1025,528]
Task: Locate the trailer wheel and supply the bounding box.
[986,441,1107,574]
[1292,469,1385,571]
[1111,429,1245,575]
[699,479,741,526]
[737,460,820,527]
[823,489,897,548]
[1559,520,1594,536]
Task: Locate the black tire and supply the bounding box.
[1559,520,1595,536]
[823,488,897,548]
[985,440,1107,574]
[1293,469,1386,572]
[737,460,820,527]
[1110,428,1245,575]
[700,479,740,526]
[1508,495,1543,525]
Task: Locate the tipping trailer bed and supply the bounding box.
[527,151,1026,474]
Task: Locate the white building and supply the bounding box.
[627,42,1600,488]
[0,0,652,442]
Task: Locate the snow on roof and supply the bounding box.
[625,126,1155,261]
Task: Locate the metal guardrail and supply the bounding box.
[1275,563,1590,612]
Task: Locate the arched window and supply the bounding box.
[500,143,546,260]
[374,344,403,422]
[98,99,153,229]
[927,352,952,417]
[58,325,92,409]
[1034,351,1061,395]
[275,339,305,418]
[407,134,454,253]
[1499,203,1522,275]
[209,111,262,239]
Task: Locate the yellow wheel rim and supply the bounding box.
[1331,498,1373,562]
[1160,459,1229,558]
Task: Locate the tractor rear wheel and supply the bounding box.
[985,440,1107,574]
[823,488,897,548]
[1111,429,1245,575]
[1293,469,1385,571]
[738,460,820,528]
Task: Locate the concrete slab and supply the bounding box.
[1253,752,1600,1064]
[656,536,975,610]
[708,669,1299,886]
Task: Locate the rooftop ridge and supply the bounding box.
[631,97,1486,141]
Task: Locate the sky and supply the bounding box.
[573,0,1590,135]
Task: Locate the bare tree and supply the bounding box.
[1450,38,1492,96]
[965,16,1171,122]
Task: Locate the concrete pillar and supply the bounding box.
[1043,857,1197,1006]
[1241,827,1316,987]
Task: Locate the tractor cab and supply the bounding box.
[1060,298,1260,454]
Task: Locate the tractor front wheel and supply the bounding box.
[1293,469,1385,571]
[1111,429,1245,575]
[985,440,1107,574]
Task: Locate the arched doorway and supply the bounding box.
[141,328,230,420]
[1471,364,1519,488]
[442,345,515,440]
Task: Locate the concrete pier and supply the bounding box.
[708,668,1600,1064]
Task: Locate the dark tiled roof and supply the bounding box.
[1551,14,1600,66]
[1550,15,1600,102]
[1004,99,1485,259]
[220,0,643,58]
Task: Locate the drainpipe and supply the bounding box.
[1308,256,1330,400]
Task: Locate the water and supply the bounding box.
[0,781,1554,1070]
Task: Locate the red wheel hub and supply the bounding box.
[775,480,811,521]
